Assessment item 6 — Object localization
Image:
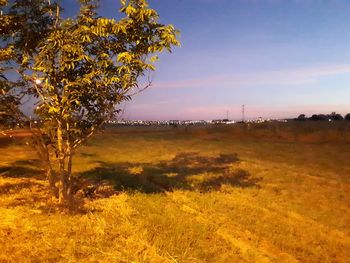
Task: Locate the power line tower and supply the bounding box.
[242,104,245,122]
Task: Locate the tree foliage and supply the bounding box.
[307,113,344,121]
[0,0,179,204]
[296,114,306,121]
[345,113,350,121]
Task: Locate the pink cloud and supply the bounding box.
[153,64,350,89]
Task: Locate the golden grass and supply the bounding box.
[0,123,349,262]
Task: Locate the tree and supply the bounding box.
[309,114,328,121]
[345,113,350,121]
[1,0,58,126]
[296,114,306,121]
[1,0,61,196]
[309,114,319,121]
[329,112,344,121]
[0,0,180,204]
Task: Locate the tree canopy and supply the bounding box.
[0,0,180,204]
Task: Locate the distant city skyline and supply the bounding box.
[63,0,350,120]
[119,104,349,121]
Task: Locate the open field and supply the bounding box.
[0,122,350,262]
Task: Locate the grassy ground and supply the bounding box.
[0,123,350,262]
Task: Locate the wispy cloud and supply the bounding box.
[153,64,350,89]
[127,100,173,110]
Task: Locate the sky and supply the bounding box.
[63,0,350,120]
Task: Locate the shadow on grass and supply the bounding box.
[0,137,14,148]
[78,152,260,195]
[0,136,27,148]
[0,159,52,208]
[0,159,45,180]
[0,152,260,212]
[80,152,97,157]
[0,181,43,195]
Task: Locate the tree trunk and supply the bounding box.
[58,158,69,203]
[41,139,58,198]
[57,120,70,204]
[29,127,59,199]
[66,149,74,202]
[46,164,59,198]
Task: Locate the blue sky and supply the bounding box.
[63,0,350,120]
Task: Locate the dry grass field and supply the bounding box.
[0,122,350,262]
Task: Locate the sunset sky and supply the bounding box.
[63,0,350,120]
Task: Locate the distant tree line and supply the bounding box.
[296,112,350,121]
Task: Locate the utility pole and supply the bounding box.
[226,110,229,120]
[242,104,245,122]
